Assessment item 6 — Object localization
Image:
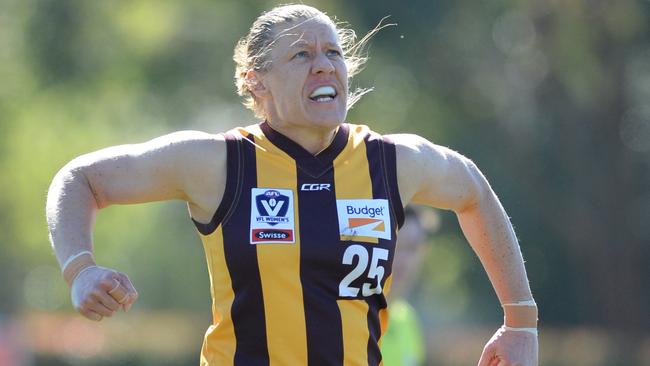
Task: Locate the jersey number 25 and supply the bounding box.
[339,245,389,297]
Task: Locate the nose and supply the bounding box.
[312,52,335,74]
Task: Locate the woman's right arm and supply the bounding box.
[46,130,227,320]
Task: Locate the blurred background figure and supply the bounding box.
[382,207,438,366]
[0,316,31,366]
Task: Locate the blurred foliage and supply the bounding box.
[1,0,650,364]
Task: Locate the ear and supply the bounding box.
[245,70,270,99]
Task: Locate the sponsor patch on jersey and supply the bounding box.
[336,199,391,240]
[250,188,295,244]
[300,183,331,191]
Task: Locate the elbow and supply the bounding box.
[456,159,492,213]
[49,158,106,211]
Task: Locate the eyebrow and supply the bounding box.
[290,40,310,48]
[289,40,341,49]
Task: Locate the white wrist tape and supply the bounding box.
[502,300,537,307]
[61,250,93,272]
[502,299,538,328]
[504,326,538,336]
[62,251,97,287]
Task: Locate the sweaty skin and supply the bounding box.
[46,12,537,366]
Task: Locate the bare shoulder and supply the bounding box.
[140,130,228,189]
[130,130,225,157]
[386,133,485,211]
[388,133,464,166]
[68,130,226,167]
[139,130,228,222]
[65,130,229,222]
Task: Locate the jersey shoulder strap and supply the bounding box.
[378,134,405,229]
[192,131,244,235]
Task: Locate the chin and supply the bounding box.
[302,99,347,124]
[311,116,344,126]
[305,110,347,127]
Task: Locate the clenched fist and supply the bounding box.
[70,266,138,321]
[477,325,538,366]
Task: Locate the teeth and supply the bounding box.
[309,86,336,98]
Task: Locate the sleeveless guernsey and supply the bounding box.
[193,121,404,366]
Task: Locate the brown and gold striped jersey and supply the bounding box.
[193,122,404,366]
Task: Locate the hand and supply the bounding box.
[70,266,139,321]
[478,325,538,366]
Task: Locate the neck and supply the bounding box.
[266,120,340,155]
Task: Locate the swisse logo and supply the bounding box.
[346,205,385,218]
[252,229,293,242]
[301,183,331,191]
[336,199,391,240]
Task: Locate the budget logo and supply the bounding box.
[347,217,385,232]
[250,188,295,244]
[336,199,391,240]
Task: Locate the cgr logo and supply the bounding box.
[301,183,331,191]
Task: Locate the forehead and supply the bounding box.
[272,17,340,49]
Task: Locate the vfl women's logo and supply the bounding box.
[255,190,289,226]
[250,188,295,244]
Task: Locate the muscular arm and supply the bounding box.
[46,130,227,268]
[390,133,533,304]
[390,133,537,364]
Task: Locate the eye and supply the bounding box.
[326,49,342,57]
[293,50,309,59]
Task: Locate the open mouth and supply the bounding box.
[309,86,337,102]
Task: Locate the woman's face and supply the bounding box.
[254,17,349,130]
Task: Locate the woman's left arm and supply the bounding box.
[390,133,538,366]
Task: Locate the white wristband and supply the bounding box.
[61,250,94,272]
[502,300,537,307]
[504,326,538,336]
